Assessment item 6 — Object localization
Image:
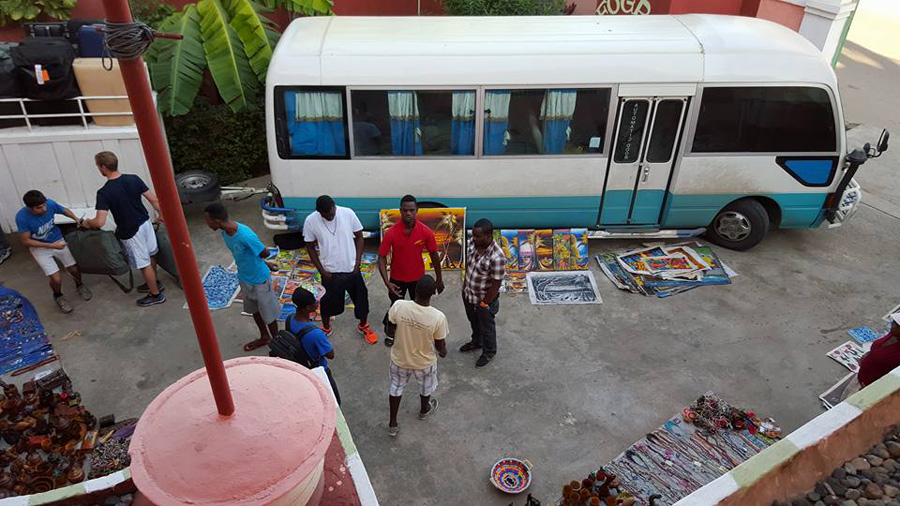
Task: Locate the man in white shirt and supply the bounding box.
[304,195,378,344]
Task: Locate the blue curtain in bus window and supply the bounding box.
[540,89,577,154]
[285,91,346,156]
[483,90,511,155]
[451,91,476,155]
[388,91,422,156]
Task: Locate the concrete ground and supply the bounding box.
[0,6,898,504]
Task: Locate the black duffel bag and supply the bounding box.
[10,37,80,100]
[64,229,134,293]
[153,222,181,288]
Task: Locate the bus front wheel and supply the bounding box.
[706,199,769,251]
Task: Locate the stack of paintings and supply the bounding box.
[595,242,735,298]
[496,228,589,294]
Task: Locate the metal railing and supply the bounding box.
[0,96,133,131]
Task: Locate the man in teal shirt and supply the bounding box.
[204,202,279,351]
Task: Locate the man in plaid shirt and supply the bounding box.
[460,218,506,367]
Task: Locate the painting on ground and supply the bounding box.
[526,271,602,305]
[380,208,466,270]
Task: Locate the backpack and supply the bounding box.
[10,37,80,100]
[268,316,320,369]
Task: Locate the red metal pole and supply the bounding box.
[101,0,235,416]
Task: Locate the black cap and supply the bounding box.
[291,287,316,307]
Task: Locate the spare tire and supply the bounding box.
[175,170,220,204]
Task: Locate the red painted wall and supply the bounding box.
[668,0,744,15]
[0,0,805,43]
[756,0,804,31]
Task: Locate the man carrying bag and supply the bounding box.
[269,288,340,405]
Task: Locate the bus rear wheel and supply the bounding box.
[706,199,769,251]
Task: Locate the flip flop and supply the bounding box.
[243,338,269,352]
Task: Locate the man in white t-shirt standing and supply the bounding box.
[304,195,379,344]
[385,274,448,437]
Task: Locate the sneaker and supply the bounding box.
[0,249,10,265]
[55,295,73,314]
[136,293,166,307]
[388,425,400,437]
[76,283,92,301]
[475,354,494,367]
[358,323,378,345]
[319,324,333,336]
[459,341,481,353]
[137,282,165,294]
[418,398,439,420]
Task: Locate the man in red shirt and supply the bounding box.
[378,195,444,346]
[857,314,900,387]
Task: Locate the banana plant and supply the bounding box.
[197,0,258,112]
[262,0,333,16]
[146,5,207,116]
[146,0,318,116]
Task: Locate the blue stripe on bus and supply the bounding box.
[629,189,667,224]
[661,193,828,229]
[281,196,603,231]
[281,192,827,231]
[597,190,632,225]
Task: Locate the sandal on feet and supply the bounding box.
[388,425,400,437]
[243,338,269,352]
[418,398,439,420]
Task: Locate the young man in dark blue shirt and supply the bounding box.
[289,287,340,405]
[83,151,165,307]
[15,190,92,313]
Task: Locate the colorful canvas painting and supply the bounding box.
[504,271,528,293]
[198,265,240,310]
[499,230,519,271]
[644,255,694,273]
[552,229,574,271]
[848,326,882,344]
[571,228,589,270]
[526,271,602,305]
[379,208,466,270]
[534,229,554,271]
[518,230,535,271]
[827,341,867,373]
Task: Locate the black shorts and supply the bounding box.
[320,271,369,320]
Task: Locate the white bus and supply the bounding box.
[263,14,887,250]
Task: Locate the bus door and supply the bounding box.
[599,96,689,225]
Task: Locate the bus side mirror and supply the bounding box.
[876,129,889,154]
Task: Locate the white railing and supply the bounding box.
[0,96,133,131]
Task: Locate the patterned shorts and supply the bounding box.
[389,362,438,397]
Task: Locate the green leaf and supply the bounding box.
[148,5,208,116]
[224,0,279,83]
[197,0,258,112]
[281,0,332,15]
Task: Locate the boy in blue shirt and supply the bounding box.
[289,287,340,405]
[15,190,92,313]
[204,202,280,352]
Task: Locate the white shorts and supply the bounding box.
[122,220,159,269]
[389,362,438,397]
[30,245,77,276]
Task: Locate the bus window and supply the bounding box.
[483,88,611,156]
[646,100,685,163]
[349,90,475,157]
[276,87,349,158]
[692,86,837,153]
